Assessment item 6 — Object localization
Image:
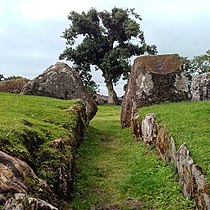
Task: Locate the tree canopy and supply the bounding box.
[59,7,157,104]
[190,50,210,75]
[182,50,210,82]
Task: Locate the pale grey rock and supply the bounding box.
[177,144,194,197]
[22,62,97,121]
[141,113,157,144]
[191,73,210,101]
[4,193,58,210]
[170,137,177,164]
[177,144,210,209]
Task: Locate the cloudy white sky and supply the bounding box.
[1,0,210,95]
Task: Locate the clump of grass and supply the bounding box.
[70,105,195,209]
[139,100,210,181]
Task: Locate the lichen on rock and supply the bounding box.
[21,62,97,121]
[121,54,189,128]
[191,72,210,101]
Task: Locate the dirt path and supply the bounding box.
[69,105,195,210]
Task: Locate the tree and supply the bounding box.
[181,50,210,83]
[190,50,210,75]
[86,80,100,98]
[59,7,157,104]
[181,56,193,82]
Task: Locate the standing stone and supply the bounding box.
[191,73,210,101]
[21,62,97,121]
[121,54,189,127]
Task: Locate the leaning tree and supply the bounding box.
[59,7,157,104]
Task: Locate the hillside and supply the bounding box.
[0,93,87,209]
[138,101,210,182]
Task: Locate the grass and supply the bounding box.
[0,92,85,196]
[138,101,210,182]
[70,105,195,209]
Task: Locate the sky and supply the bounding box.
[1,0,210,96]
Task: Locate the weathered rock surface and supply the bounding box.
[177,144,210,209]
[141,113,157,144]
[4,193,58,210]
[121,54,189,127]
[0,150,57,206]
[191,73,210,101]
[1,99,87,209]
[0,79,29,94]
[135,113,210,210]
[21,62,97,121]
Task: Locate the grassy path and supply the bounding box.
[69,105,195,209]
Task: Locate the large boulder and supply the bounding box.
[121,54,189,127]
[191,73,210,101]
[21,62,97,121]
[0,78,29,94]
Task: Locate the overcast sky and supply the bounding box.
[1,0,210,96]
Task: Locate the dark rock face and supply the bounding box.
[22,62,97,121]
[191,73,210,101]
[121,54,189,127]
[0,79,29,94]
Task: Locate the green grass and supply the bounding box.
[0,92,85,194]
[138,101,210,182]
[70,105,195,209]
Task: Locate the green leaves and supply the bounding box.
[60,7,157,103]
[182,50,210,80]
[191,50,210,74]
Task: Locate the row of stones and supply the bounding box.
[132,113,210,210]
[2,101,87,210]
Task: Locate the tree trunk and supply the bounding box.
[106,80,118,105]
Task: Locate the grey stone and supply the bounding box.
[121,54,189,127]
[177,144,194,197]
[191,73,210,101]
[22,62,97,121]
[141,113,157,144]
[4,193,58,210]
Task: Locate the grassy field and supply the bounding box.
[139,101,210,182]
[0,93,85,196]
[70,105,195,209]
